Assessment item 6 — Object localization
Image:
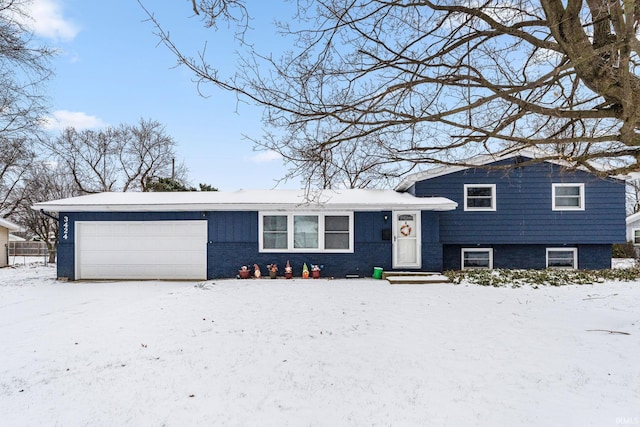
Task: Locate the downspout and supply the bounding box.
[39,210,59,221]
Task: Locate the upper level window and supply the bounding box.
[464,184,496,211]
[259,212,353,253]
[552,183,584,211]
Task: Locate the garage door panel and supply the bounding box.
[81,237,200,252]
[76,221,207,280]
[79,249,204,265]
[80,264,203,280]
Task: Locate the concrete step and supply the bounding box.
[383,271,450,285]
[382,271,442,279]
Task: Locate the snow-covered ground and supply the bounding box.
[1,263,639,427]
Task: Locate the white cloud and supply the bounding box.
[44,110,105,130]
[251,150,282,163]
[29,0,80,42]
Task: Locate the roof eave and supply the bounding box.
[0,218,21,231]
[394,147,623,191]
[626,211,640,224]
[32,200,458,213]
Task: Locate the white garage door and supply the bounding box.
[76,221,207,280]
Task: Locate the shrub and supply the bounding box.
[612,241,637,259]
[444,267,640,287]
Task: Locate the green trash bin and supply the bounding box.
[373,267,383,279]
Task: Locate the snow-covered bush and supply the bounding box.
[445,267,640,287]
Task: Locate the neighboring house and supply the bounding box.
[0,218,21,267]
[31,149,627,280]
[395,150,627,270]
[625,212,640,245]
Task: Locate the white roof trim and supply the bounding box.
[626,211,640,224]
[0,218,20,231]
[394,147,613,191]
[32,189,458,213]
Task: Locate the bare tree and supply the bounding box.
[43,118,186,193]
[13,162,78,263]
[0,0,53,214]
[627,179,640,214]
[0,137,34,217]
[145,0,640,186]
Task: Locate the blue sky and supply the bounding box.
[29,0,298,191]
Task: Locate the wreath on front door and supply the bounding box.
[400,223,412,237]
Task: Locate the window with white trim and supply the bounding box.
[634,229,640,245]
[259,212,354,252]
[324,215,350,249]
[262,215,288,249]
[552,183,584,210]
[546,248,577,269]
[461,248,493,269]
[464,184,496,211]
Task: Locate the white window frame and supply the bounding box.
[464,184,496,211]
[546,247,578,269]
[634,229,640,245]
[552,183,585,211]
[461,248,494,270]
[259,212,354,253]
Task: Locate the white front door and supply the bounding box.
[392,211,421,269]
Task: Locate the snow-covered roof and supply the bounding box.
[32,189,457,213]
[394,147,616,192]
[0,218,20,231]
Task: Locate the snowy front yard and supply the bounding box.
[1,264,639,427]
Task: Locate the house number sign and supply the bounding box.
[62,216,69,240]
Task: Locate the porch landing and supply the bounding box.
[383,271,451,285]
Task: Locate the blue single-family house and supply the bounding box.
[32,149,627,280]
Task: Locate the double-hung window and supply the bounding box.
[464,184,496,211]
[262,215,288,250]
[260,212,353,252]
[324,215,351,249]
[546,248,577,269]
[552,183,584,210]
[634,229,640,245]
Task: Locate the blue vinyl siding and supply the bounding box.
[207,211,395,278]
[412,157,626,245]
[210,211,256,242]
[206,210,443,277]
